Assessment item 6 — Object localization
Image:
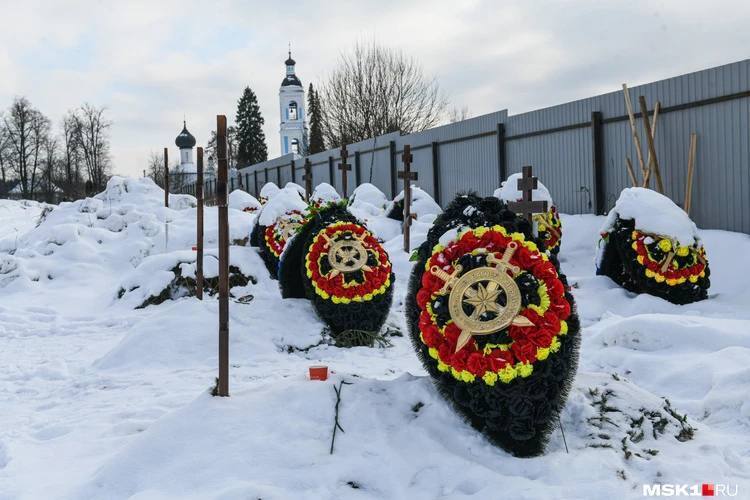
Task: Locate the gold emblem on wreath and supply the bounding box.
[430,241,534,352]
[278,219,302,241]
[322,231,373,278]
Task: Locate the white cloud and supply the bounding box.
[0,0,748,177]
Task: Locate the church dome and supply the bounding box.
[285,55,296,66]
[281,74,302,87]
[175,121,196,149]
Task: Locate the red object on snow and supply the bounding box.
[191,246,197,251]
[309,366,328,381]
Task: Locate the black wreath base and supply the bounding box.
[249,221,261,247]
[297,204,395,343]
[596,217,710,305]
[386,199,404,221]
[406,193,581,457]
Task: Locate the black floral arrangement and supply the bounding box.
[406,194,580,457]
[280,203,394,344]
[596,188,710,305]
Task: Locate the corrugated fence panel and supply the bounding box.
[507,128,594,214]
[438,135,499,200]
[227,59,749,232]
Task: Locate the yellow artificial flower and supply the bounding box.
[482,372,498,386]
[517,362,533,378]
[498,366,517,383]
[676,246,689,257]
[658,239,672,252]
[536,347,550,361]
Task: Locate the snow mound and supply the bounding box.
[258,186,308,226]
[392,186,442,220]
[228,190,261,213]
[495,172,554,206]
[71,372,717,500]
[259,182,280,200]
[117,248,258,309]
[97,176,196,211]
[602,188,699,246]
[310,183,341,205]
[348,183,389,216]
[284,182,306,198]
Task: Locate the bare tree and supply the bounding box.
[319,42,447,146]
[60,111,84,198]
[74,103,111,190]
[0,119,9,195]
[40,135,59,202]
[146,151,165,188]
[206,126,238,169]
[447,105,471,123]
[3,97,50,197]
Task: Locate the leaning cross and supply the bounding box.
[338,146,352,198]
[397,144,419,252]
[302,158,313,201]
[506,165,548,224]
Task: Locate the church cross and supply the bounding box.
[302,158,313,201]
[397,144,419,251]
[338,146,352,197]
[506,165,548,224]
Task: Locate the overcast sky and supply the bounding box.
[1,0,748,177]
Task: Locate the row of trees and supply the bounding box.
[0,97,111,201]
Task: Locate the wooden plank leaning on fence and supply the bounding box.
[638,96,664,193]
[622,84,648,182]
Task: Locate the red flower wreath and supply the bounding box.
[630,230,707,286]
[416,226,572,385]
[263,210,307,258]
[305,222,392,304]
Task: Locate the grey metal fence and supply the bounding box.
[187,59,750,233]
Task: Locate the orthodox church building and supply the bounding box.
[279,50,307,156]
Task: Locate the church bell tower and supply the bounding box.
[279,49,307,156]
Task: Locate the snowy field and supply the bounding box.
[0,177,749,499]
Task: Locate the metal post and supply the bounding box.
[591,111,604,215]
[497,123,507,183]
[216,115,230,397]
[431,141,441,206]
[196,147,204,301]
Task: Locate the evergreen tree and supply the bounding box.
[307,84,325,154]
[234,86,267,166]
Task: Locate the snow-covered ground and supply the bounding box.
[0,179,748,499]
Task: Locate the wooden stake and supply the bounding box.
[163,147,169,207]
[638,96,664,193]
[397,144,418,252]
[506,166,548,225]
[216,115,230,397]
[622,84,647,182]
[642,101,659,188]
[684,133,697,214]
[303,158,313,201]
[196,147,204,301]
[338,146,352,198]
[625,157,638,187]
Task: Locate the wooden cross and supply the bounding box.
[506,165,548,225]
[338,146,352,197]
[397,144,419,252]
[302,158,313,201]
